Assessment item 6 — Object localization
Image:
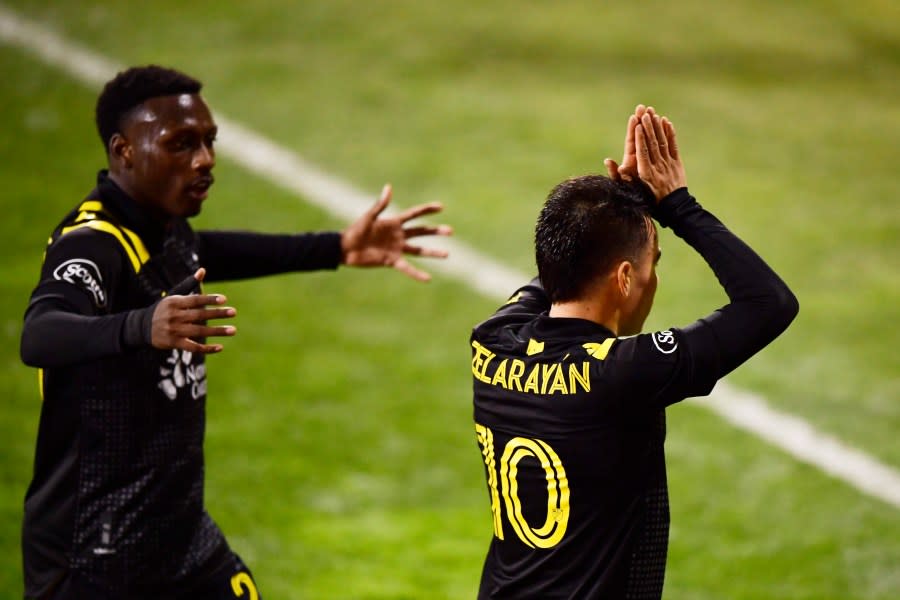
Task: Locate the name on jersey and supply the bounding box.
[471,339,591,395]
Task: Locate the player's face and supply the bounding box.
[118,94,217,219]
[619,219,660,336]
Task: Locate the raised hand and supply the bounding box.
[635,109,687,202]
[151,268,237,353]
[341,184,453,282]
[604,104,648,182]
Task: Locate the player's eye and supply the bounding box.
[169,136,193,151]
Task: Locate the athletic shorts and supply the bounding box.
[33,552,261,600]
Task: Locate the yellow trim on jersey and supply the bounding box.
[77,200,103,213]
[59,220,150,273]
[118,225,150,265]
[583,338,615,360]
[38,368,44,401]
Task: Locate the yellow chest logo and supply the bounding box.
[583,338,615,360]
[526,338,545,355]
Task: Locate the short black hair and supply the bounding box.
[535,175,654,303]
[95,65,202,151]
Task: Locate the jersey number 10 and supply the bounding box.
[475,423,570,549]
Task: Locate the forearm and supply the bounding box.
[20,299,153,368]
[197,231,343,281]
[658,189,799,375]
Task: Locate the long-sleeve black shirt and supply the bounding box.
[471,188,798,599]
[19,171,344,598]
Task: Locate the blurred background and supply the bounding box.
[1,1,897,597]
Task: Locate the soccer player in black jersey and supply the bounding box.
[19,65,451,600]
[471,105,798,599]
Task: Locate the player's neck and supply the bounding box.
[549,300,620,335]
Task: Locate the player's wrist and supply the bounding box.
[121,304,157,348]
[650,187,692,228]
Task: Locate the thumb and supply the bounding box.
[361,184,392,227]
[170,268,204,296]
[604,158,620,181]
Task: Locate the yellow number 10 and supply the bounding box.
[475,423,570,548]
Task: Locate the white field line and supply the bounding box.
[2,4,899,509]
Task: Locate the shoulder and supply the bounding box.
[36,225,131,312]
[46,224,129,272]
[599,328,701,408]
[611,329,682,362]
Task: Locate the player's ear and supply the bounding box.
[615,261,633,298]
[109,133,133,168]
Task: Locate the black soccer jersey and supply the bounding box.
[472,189,798,599]
[21,171,343,598]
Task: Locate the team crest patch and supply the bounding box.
[651,330,678,354]
[52,258,106,307]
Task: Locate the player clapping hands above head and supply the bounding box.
[470,105,797,599]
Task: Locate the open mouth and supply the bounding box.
[188,176,214,198]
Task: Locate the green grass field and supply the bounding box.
[1,1,898,598]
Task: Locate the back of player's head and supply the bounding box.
[95,65,202,152]
[535,175,653,303]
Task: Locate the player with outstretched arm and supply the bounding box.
[19,65,451,600]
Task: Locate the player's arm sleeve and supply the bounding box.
[19,231,155,368]
[196,230,343,281]
[640,188,799,404]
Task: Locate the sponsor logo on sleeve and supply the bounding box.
[651,330,678,354]
[52,258,106,307]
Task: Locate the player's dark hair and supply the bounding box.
[535,175,654,303]
[95,65,202,151]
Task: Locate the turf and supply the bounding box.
[1,1,898,598]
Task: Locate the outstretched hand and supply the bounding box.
[341,184,453,282]
[151,268,237,354]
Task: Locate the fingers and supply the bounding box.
[152,289,237,353]
[182,306,237,323]
[178,323,237,339]
[361,184,393,227]
[604,158,620,181]
[635,124,652,175]
[175,338,225,354]
[164,294,235,323]
[402,224,453,239]
[650,113,668,159]
[167,293,228,308]
[170,268,205,295]
[392,257,432,282]
[623,115,637,160]
[662,117,679,160]
[396,201,444,223]
[640,113,663,163]
[402,243,449,258]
